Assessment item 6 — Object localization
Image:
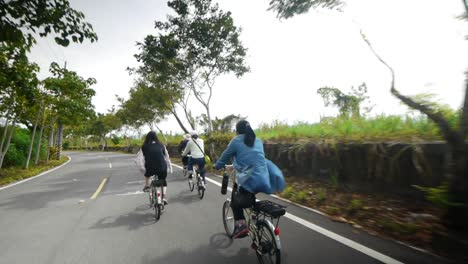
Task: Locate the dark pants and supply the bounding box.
[182,156,190,166]
[188,157,205,182]
[145,170,167,186]
[231,187,255,221]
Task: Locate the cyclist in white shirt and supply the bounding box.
[181,132,206,190]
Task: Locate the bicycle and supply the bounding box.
[188,168,205,199]
[148,176,166,220]
[221,165,286,264]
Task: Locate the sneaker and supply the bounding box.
[143,186,150,192]
[232,224,249,239]
[163,198,168,205]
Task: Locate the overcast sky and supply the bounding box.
[29,0,468,133]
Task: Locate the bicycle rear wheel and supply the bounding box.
[148,188,153,206]
[152,188,161,220]
[222,200,235,238]
[154,203,161,220]
[197,177,205,199]
[255,220,281,264]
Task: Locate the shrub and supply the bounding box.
[0,126,48,168]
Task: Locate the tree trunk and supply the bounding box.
[0,116,10,159]
[170,108,190,133]
[101,135,107,151]
[205,104,214,134]
[35,108,46,165]
[0,115,19,169]
[179,90,196,130]
[56,123,64,160]
[25,109,40,169]
[154,124,168,144]
[47,119,55,161]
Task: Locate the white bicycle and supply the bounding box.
[148,176,165,220]
[221,165,286,264]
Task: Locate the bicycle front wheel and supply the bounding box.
[222,200,235,238]
[188,177,195,192]
[255,220,281,264]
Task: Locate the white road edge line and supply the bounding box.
[0,156,72,191]
[171,164,404,264]
[109,163,112,169]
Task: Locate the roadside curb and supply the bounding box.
[0,156,72,191]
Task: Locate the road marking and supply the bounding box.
[0,156,72,191]
[285,213,403,264]
[171,164,404,264]
[109,163,112,169]
[127,180,145,184]
[116,191,145,196]
[90,177,108,200]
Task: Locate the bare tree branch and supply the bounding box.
[170,106,190,134]
[359,29,458,144]
[178,89,195,130]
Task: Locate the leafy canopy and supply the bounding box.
[0,0,97,49]
[43,62,96,125]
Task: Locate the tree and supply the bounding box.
[0,0,97,49]
[268,0,468,237]
[1,0,97,165]
[117,77,176,135]
[88,111,122,150]
[130,33,192,133]
[268,0,343,19]
[136,0,249,134]
[43,62,96,159]
[0,46,39,168]
[317,83,372,118]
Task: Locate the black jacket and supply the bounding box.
[178,139,190,153]
[142,142,167,176]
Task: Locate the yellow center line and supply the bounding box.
[90,177,108,200]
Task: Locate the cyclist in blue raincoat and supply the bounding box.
[215,120,285,238]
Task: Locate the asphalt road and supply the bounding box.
[0,151,449,264]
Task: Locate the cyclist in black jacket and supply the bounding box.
[142,131,168,204]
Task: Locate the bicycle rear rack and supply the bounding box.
[253,200,287,229]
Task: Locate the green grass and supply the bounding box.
[347,198,364,214]
[256,114,457,142]
[0,156,69,186]
[315,188,327,202]
[377,219,420,235]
